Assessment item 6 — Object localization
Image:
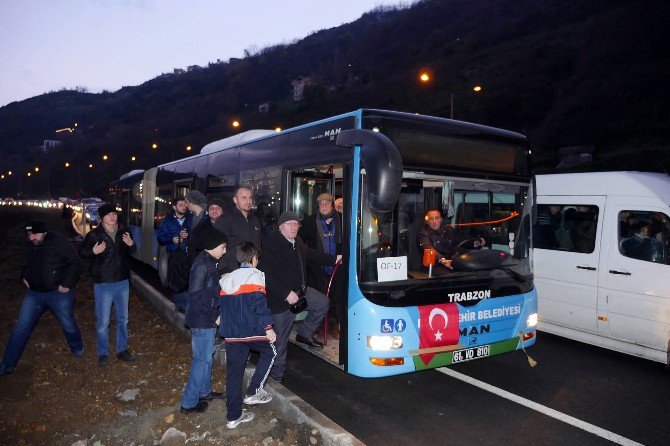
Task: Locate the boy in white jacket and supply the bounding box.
[219,242,277,429]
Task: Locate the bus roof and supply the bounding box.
[536,171,670,203]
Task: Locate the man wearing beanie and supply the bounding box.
[180,224,227,414]
[79,203,138,367]
[190,197,226,268]
[258,211,341,384]
[0,220,84,375]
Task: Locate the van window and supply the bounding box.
[533,204,599,253]
[618,210,670,264]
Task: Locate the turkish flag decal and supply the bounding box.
[418,303,460,365]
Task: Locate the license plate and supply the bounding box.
[452,345,490,363]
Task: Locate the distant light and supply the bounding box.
[232,120,240,128]
[186,146,192,151]
[131,156,136,161]
[8,171,12,175]
[1,175,4,179]
[74,122,78,127]
[152,143,158,149]
[88,163,93,168]
[27,172,31,177]
[372,127,380,132]
[275,127,282,132]
[419,73,430,82]
[473,85,483,92]
[65,162,70,167]
[34,166,39,172]
[102,155,108,160]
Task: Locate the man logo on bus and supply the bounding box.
[418,303,460,366]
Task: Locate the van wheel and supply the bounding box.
[158,246,169,287]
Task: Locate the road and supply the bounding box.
[283,332,670,445]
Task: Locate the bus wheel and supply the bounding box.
[158,245,169,287]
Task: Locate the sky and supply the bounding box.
[0,0,408,107]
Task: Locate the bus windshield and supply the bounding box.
[358,172,533,303]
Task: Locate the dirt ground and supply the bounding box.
[0,207,316,445]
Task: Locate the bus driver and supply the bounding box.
[417,209,486,269]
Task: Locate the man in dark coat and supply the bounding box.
[417,209,485,269]
[0,220,83,375]
[258,211,340,384]
[79,203,137,367]
[215,186,262,273]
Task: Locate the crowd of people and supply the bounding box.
[0,187,341,429]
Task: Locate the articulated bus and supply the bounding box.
[109,109,537,377]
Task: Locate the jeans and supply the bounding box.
[93,280,129,357]
[0,289,83,373]
[225,340,276,421]
[173,291,189,313]
[181,327,216,409]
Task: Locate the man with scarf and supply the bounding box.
[299,193,342,336]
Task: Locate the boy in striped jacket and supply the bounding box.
[219,241,277,429]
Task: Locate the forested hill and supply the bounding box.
[1,0,668,197]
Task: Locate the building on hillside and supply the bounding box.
[42,140,61,153]
[292,76,315,101]
[187,65,202,72]
[173,68,185,75]
[258,102,271,114]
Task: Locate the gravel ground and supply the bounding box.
[0,207,317,446]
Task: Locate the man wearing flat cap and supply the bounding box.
[258,211,341,384]
[0,220,84,376]
[79,202,137,367]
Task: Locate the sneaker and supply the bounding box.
[180,400,208,414]
[98,355,109,367]
[117,350,136,362]
[243,388,272,405]
[200,390,225,401]
[226,410,255,429]
[73,348,85,358]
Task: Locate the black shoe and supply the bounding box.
[295,335,324,350]
[117,350,136,362]
[180,401,208,414]
[273,376,284,384]
[200,391,225,401]
[73,348,84,358]
[98,355,109,367]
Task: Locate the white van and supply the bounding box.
[533,172,670,364]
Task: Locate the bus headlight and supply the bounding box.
[367,335,403,350]
[526,313,538,328]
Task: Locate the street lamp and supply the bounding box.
[88,163,93,168]
[131,156,136,162]
[186,146,192,152]
[152,143,158,149]
[103,154,108,160]
[34,166,39,172]
[232,120,240,128]
[65,162,70,167]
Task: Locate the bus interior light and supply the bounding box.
[367,335,403,350]
[526,313,538,328]
[369,357,405,366]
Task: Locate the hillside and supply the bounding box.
[0,0,668,197]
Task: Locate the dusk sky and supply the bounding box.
[0,0,407,107]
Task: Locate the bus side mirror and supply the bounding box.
[336,129,403,213]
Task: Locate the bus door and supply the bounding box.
[287,167,346,368]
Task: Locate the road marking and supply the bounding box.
[437,367,644,446]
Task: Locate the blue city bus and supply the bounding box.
[109,109,537,377]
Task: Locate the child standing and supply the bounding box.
[219,241,277,429]
[180,225,227,414]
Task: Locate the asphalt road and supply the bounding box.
[283,332,670,446]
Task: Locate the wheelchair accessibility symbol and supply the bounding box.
[380,319,394,333]
[395,319,406,332]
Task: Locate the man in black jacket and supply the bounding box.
[79,203,137,367]
[258,211,340,383]
[215,186,262,273]
[0,220,83,376]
